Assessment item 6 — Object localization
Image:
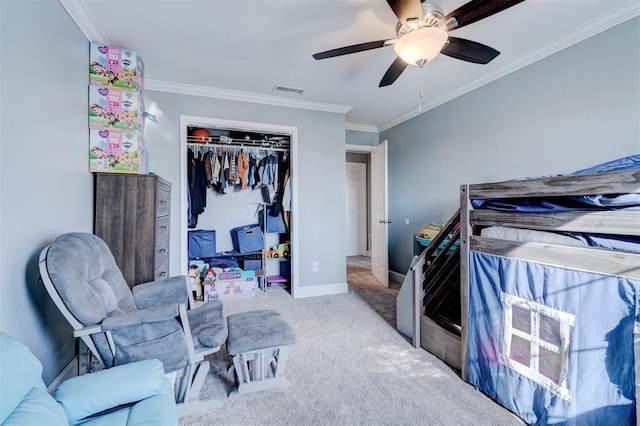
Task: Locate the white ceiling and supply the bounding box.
[63,0,638,131]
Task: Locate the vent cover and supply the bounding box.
[273,85,304,95]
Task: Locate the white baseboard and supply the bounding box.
[47,355,78,393]
[389,270,405,284]
[293,282,348,298]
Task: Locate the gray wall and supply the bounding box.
[346,129,378,146]
[144,91,347,292]
[0,0,93,384]
[381,17,640,274]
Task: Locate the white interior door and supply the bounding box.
[346,162,366,256]
[371,140,388,287]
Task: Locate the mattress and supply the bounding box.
[472,155,640,212]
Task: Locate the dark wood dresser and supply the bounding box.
[94,173,171,287]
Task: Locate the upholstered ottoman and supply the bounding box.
[226,309,297,394]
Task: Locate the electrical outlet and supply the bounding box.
[312,261,319,272]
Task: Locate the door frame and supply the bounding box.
[345,161,367,256]
[346,143,374,257]
[179,115,300,297]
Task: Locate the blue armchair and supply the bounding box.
[0,332,178,425]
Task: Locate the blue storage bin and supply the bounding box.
[188,229,216,259]
[230,223,263,254]
[243,259,262,271]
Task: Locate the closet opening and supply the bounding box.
[179,115,299,299]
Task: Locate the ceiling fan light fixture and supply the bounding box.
[393,27,448,66]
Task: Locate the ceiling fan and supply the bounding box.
[312,0,525,87]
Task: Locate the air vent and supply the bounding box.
[273,85,304,95]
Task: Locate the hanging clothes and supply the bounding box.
[248,153,257,187]
[212,151,221,186]
[258,154,279,189]
[187,148,207,227]
[204,150,213,188]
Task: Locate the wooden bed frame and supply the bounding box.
[459,168,640,420]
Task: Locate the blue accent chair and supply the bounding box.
[0,332,178,425]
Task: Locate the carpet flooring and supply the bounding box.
[179,257,522,425]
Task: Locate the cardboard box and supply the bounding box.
[90,43,142,90]
[204,278,256,301]
[89,86,140,131]
[217,270,256,281]
[89,129,144,173]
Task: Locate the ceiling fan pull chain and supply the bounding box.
[418,65,425,113]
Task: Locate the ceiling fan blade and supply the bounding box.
[379,57,408,87]
[445,0,525,30]
[313,40,389,60]
[386,0,424,22]
[440,37,500,64]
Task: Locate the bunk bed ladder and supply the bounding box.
[416,209,462,372]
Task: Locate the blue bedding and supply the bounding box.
[472,155,640,212]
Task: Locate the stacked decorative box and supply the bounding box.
[88,43,147,174]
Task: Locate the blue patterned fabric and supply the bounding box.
[467,251,638,425]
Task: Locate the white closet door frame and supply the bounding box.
[179,115,299,296]
[345,162,366,256]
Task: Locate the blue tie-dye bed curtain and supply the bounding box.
[467,251,637,425]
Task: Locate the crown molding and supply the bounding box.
[146,80,352,114]
[345,123,379,133]
[345,144,375,153]
[378,2,640,132]
[58,0,108,44]
[60,0,638,130]
[59,0,351,115]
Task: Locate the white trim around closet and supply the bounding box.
[179,115,300,298]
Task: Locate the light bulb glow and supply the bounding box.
[393,27,448,66]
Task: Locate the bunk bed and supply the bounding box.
[460,156,640,425]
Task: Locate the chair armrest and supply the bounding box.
[53,359,172,423]
[102,304,180,331]
[132,275,189,309]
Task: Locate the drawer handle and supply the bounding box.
[160,226,168,230]
[159,272,167,277]
[160,200,169,204]
[159,248,167,253]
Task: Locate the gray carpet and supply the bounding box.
[179,258,522,425]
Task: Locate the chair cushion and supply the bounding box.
[187,301,228,349]
[0,333,67,425]
[54,359,173,424]
[226,309,296,355]
[46,233,137,326]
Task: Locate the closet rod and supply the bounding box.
[187,135,289,147]
[186,142,289,153]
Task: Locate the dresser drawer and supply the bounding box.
[155,257,169,281]
[156,188,170,217]
[154,237,169,269]
[156,215,170,241]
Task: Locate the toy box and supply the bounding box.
[89,86,140,131]
[204,278,257,301]
[217,269,256,281]
[89,43,143,90]
[89,129,144,173]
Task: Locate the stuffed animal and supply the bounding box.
[188,264,203,301]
